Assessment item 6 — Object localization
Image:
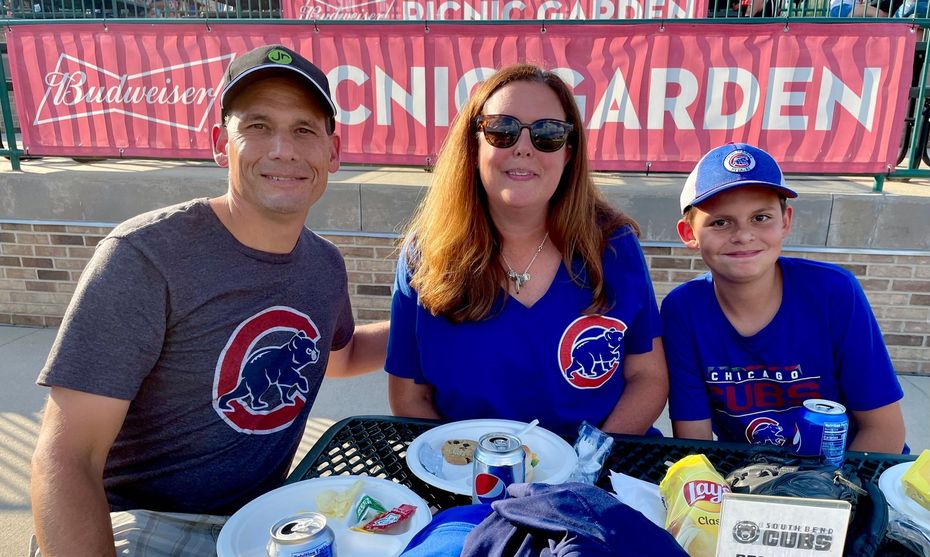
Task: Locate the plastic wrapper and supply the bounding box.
[350,493,387,527]
[886,507,930,556]
[568,421,614,484]
[353,503,418,534]
[659,454,730,557]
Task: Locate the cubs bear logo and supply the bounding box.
[557,315,627,389]
[745,417,786,446]
[213,306,322,434]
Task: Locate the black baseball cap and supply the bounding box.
[220,44,337,130]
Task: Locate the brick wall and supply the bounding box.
[3,222,929,374]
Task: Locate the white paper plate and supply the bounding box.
[406,419,577,496]
[216,475,432,557]
[878,461,930,530]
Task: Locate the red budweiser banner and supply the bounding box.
[6,22,914,172]
[283,0,704,21]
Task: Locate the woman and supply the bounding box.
[386,63,668,436]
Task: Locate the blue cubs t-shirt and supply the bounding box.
[662,257,903,448]
[386,226,661,437]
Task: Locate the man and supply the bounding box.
[662,142,905,453]
[31,44,388,556]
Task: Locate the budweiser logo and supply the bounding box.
[300,0,396,19]
[683,480,729,506]
[34,52,235,131]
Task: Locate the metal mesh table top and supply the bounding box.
[287,415,915,512]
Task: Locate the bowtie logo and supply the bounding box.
[34,52,235,131]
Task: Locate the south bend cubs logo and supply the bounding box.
[723,150,757,173]
[745,417,787,446]
[558,315,627,389]
[213,306,322,434]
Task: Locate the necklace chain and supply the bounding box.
[501,232,549,294]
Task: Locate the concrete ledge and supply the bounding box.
[2,158,930,252]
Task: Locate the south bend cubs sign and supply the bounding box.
[212,306,322,434]
[558,315,627,389]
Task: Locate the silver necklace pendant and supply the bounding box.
[502,232,548,295]
[508,270,530,293]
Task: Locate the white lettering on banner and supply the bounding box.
[763,67,813,130]
[330,64,879,131]
[703,67,759,130]
[374,66,426,125]
[330,65,371,125]
[398,0,694,19]
[33,53,230,132]
[550,67,587,119]
[816,67,880,131]
[589,69,641,130]
[299,0,396,19]
[45,72,212,106]
[649,68,698,130]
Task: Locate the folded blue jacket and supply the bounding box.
[461,482,688,557]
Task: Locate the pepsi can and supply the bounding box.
[792,399,849,467]
[472,432,525,504]
[266,512,335,557]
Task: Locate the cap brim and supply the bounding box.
[221,65,336,117]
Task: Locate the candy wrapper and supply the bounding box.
[659,454,730,557]
[568,421,614,484]
[352,504,418,534]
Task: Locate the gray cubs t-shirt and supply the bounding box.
[38,199,354,515]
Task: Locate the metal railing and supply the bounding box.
[0,0,280,19]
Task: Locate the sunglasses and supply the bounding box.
[475,114,574,153]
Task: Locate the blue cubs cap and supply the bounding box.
[680,143,797,214]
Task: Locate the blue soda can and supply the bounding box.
[266,512,335,557]
[472,432,525,504]
[792,399,849,467]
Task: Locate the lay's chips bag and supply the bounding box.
[659,454,730,556]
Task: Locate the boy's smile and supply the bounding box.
[677,186,793,286]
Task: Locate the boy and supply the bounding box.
[662,143,906,453]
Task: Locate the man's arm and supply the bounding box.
[600,338,669,435]
[388,375,442,419]
[848,402,906,453]
[32,387,130,557]
[672,419,714,440]
[325,321,389,378]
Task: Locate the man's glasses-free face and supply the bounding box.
[475,114,574,153]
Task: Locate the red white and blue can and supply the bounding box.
[792,399,849,467]
[266,512,335,557]
[472,432,525,504]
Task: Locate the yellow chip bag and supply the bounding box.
[659,454,730,557]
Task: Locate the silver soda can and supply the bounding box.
[472,431,525,504]
[792,399,849,467]
[266,511,335,557]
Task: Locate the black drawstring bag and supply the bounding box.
[724,451,889,557]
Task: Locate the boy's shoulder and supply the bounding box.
[779,257,858,290]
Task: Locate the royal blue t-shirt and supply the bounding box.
[386,227,661,436]
[662,257,903,448]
